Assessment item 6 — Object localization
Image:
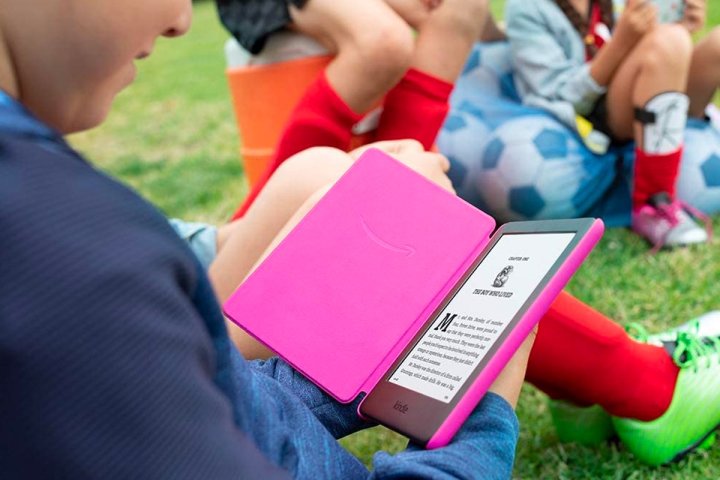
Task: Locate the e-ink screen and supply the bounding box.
[389,232,575,403]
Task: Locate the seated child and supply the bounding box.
[205,3,720,466]
[217,0,490,215]
[206,154,720,466]
[507,0,720,251]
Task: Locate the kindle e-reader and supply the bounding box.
[223,149,603,448]
[359,218,603,448]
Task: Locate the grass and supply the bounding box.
[70,1,720,478]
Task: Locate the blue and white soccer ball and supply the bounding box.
[454,41,516,102]
[441,40,622,223]
[463,115,601,222]
[437,111,491,200]
[677,119,720,215]
[441,40,720,225]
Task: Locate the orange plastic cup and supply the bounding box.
[226,55,332,189]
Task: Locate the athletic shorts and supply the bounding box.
[585,94,615,141]
[168,219,218,271]
[585,94,632,147]
[216,0,309,54]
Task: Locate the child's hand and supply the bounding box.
[351,140,455,193]
[487,325,538,408]
[614,0,658,48]
[680,0,706,33]
[350,139,429,159]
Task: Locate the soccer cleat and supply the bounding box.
[612,330,720,465]
[548,313,720,449]
[631,192,711,253]
[645,311,720,350]
[548,400,615,446]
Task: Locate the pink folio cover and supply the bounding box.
[223,149,496,403]
[425,219,605,449]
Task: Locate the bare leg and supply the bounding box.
[687,27,720,118]
[210,147,352,305]
[605,24,693,146]
[383,0,434,30]
[289,0,414,113]
[210,148,352,358]
[605,25,708,249]
[372,0,488,147]
[410,0,489,82]
[479,12,505,42]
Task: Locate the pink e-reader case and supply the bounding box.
[223,149,603,447]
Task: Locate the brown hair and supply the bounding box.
[554,0,615,58]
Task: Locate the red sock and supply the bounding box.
[273,72,364,163]
[231,72,363,220]
[373,68,454,150]
[632,147,683,208]
[526,292,679,421]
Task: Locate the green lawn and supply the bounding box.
[70,1,720,478]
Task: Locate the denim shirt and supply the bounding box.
[506,0,608,131]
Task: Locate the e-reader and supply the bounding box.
[359,218,603,448]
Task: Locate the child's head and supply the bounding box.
[0,0,192,134]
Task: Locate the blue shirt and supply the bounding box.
[0,91,519,479]
[506,0,607,130]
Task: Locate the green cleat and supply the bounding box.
[612,330,720,465]
[640,311,720,347]
[548,400,615,446]
[548,312,720,454]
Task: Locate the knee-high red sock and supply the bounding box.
[373,68,454,150]
[526,292,679,421]
[273,72,364,163]
[632,147,683,208]
[231,72,363,220]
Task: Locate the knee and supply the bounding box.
[345,18,414,79]
[276,146,352,188]
[430,0,488,39]
[640,24,693,73]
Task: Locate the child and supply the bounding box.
[506,0,720,251]
[211,181,720,466]
[204,5,720,465]
[0,0,533,477]
[217,0,489,216]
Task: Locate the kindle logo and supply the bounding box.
[393,401,409,414]
[360,216,416,257]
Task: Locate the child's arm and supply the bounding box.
[588,0,657,87]
[369,327,534,479]
[506,0,607,116]
[369,393,518,479]
[505,0,653,116]
[244,332,533,479]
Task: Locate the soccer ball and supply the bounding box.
[455,42,515,101]
[677,120,720,215]
[467,115,600,222]
[437,110,491,203]
[440,41,629,225]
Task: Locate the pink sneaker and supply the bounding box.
[632,193,712,253]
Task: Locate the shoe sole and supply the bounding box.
[668,423,719,464]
